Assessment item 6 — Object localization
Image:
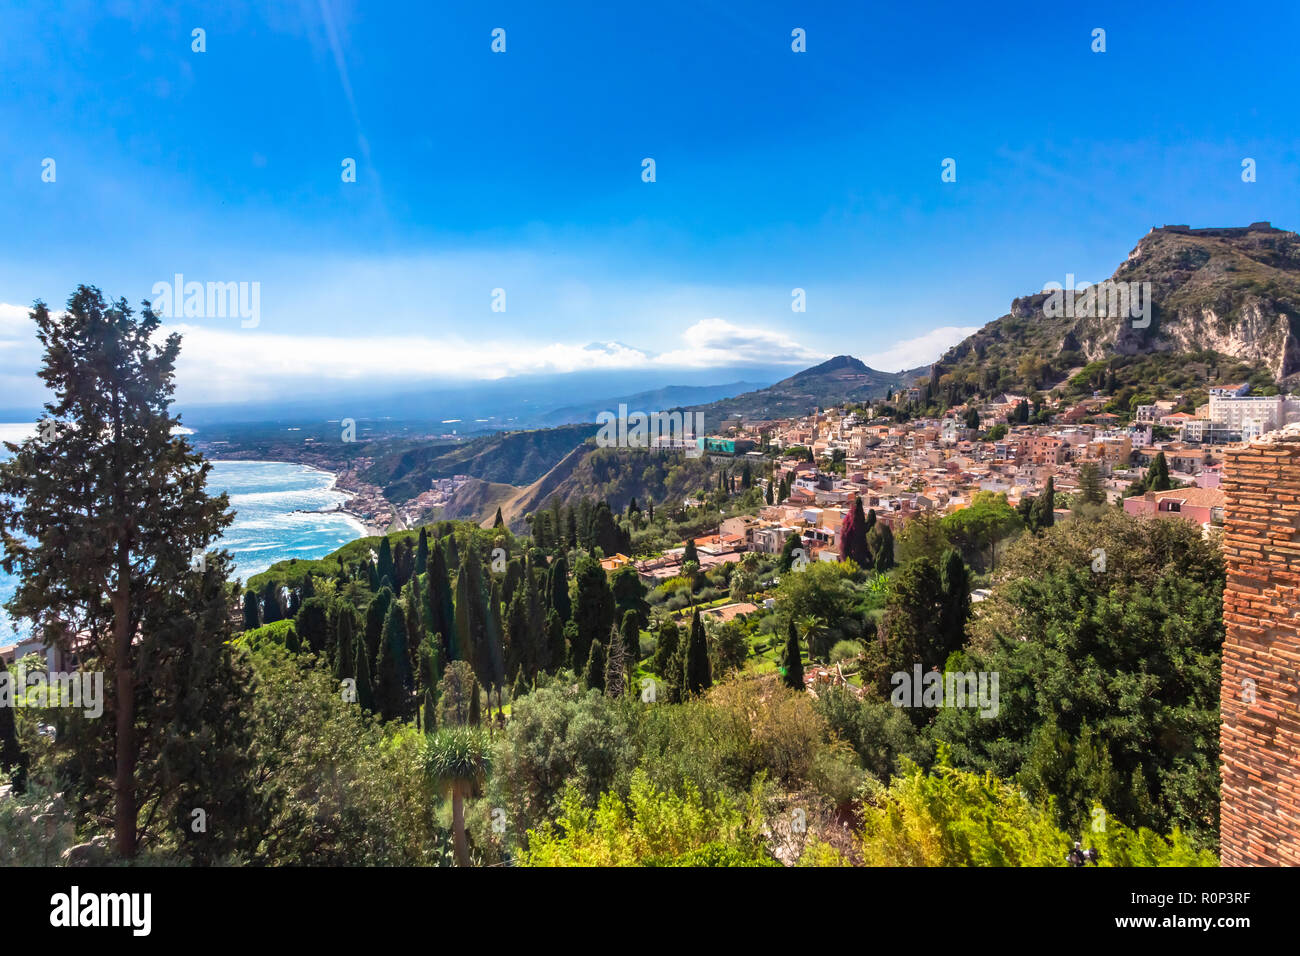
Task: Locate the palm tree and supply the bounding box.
[425,726,492,866]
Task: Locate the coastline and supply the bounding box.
[206,455,395,538]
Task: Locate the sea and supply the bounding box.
[0,424,365,647]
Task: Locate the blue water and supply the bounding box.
[0,438,366,646]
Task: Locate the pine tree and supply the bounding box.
[782,619,804,691]
[584,640,606,693]
[0,288,251,858]
[1078,461,1106,505]
[241,590,260,630]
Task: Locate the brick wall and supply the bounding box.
[1220,423,1300,866]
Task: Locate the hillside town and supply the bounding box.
[617,382,1300,581]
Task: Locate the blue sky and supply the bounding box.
[2,0,1298,408]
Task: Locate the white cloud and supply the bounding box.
[860,325,978,372]
[0,301,963,407]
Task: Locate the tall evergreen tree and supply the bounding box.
[683,608,712,696]
[938,548,971,658]
[1034,476,1056,529]
[571,555,615,670]
[0,287,250,858]
[261,581,283,624]
[584,639,606,693]
[683,538,699,566]
[364,586,394,672]
[545,609,567,673]
[782,619,805,690]
[416,526,429,576]
[619,609,641,678]
[295,596,330,655]
[354,636,376,712]
[778,531,803,572]
[334,609,356,682]
[376,602,411,722]
[493,506,505,528]
[1149,452,1172,492]
[426,542,457,661]
[376,537,395,591]
[546,553,572,623]
[241,590,260,630]
[873,524,895,572]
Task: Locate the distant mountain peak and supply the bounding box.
[802,354,871,375]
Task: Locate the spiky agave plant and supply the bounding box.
[424,726,492,866]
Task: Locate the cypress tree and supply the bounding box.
[352,637,375,712]
[364,586,394,672]
[427,543,456,661]
[335,610,356,682]
[683,608,712,696]
[584,640,606,693]
[1034,476,1056,529]
[416,527,429,576]
[261,581,283,624]
[512,668,529,702]
[547,553,572,623]
[295,596,330,655]
[1149,452,1171,492]
[571,555,614,673]
[545,609,566,674]
[683,538,699,565]
[620,609,641,677]
[376,602,411,722]
[938,548,971,657]
[422,687,437,731]
[782,619,804,690]
[873,524,895,572]
[469,680,481,726]
[376,537,395,591]
[241,590,260,630]
[778,531,802,572]
[443,533,459,573]
[284,623,301,653]
[493,506,505,528]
